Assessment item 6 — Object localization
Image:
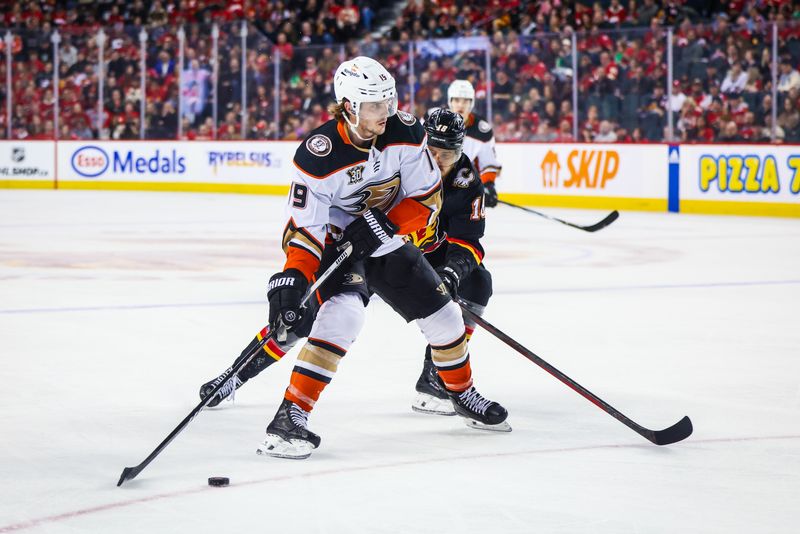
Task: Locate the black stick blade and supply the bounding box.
[580,210,620,232]
[651,416,693,445]
[117,466,139,487]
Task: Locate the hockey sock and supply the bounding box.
[284,338,346,412]
[430,332,473,393]
[417,301,473,392]
[238,326,290,381]
[464,325,475,341]
[461,301,486,342]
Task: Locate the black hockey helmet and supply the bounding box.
[424,108,466,154]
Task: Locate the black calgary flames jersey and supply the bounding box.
[409,153,486,268]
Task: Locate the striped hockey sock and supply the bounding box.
[430,332,473,392]
[284,338,346,412]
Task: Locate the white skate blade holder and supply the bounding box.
[462,418,512,433]
[256,434,316,460]
[411,392,457,416]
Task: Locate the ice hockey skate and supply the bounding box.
[412,348,456,416]
[447,386,511,432]
[199,372,242,408]
[257,399,321,459]
[199,353,271,407]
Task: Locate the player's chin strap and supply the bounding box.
[343,110,361,131]
[117,244,354,487]
[342,101,367,137]
[345,116,378,143]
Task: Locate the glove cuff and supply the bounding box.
[445,249,476,280]
[268,268,308,297]
[364,208,398,243]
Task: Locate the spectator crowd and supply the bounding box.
[2,0,800,142]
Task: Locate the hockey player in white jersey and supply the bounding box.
[444,80,502,208]
[255,57,510,459]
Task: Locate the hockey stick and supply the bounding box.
[458,300,692,445]
[498,199,619,232]
[117,244,353,486]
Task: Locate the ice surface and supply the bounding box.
[1,190,798,533]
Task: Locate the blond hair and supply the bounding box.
[327,102,347,121]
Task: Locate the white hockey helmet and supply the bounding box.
[334,56,397,127]
[447,79,475,110]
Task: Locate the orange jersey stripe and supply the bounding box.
[284,247,321,282]
[293,160,365,180]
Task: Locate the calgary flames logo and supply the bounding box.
[408,220,440,250]
[342,172,401,214]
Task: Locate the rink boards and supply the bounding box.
[1,140,798,217]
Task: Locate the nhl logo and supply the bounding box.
[12,147,25,162]
[306,134,332,157]
[397,110,416,126]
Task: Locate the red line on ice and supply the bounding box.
[1,434,798,532]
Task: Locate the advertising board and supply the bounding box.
[679,145,800,216]
[56,141,301,194]
[0,141,55,187]
[496,143,669,211]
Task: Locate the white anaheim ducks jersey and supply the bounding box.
[283,111,442,264]
[462,113,501,182]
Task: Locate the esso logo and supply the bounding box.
[71,146,109,178]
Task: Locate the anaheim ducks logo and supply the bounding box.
[343,272,364,285]
[478,120,491,133]
[341,172,401,215]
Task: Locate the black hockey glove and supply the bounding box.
[339,208,398,261]
[436,265,460,300]
[267,269,308,339]
[484,181,498,208]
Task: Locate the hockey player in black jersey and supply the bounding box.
[408,108,494,416]
[201,56,510,460]
[428,80,502,208]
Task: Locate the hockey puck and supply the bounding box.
[208,477,229,487]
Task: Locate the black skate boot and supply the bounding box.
[256,399,321,459]
[412,346,456,416]
[199,352,272,407]
[447,386,512,432]
[199,371,242,408]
